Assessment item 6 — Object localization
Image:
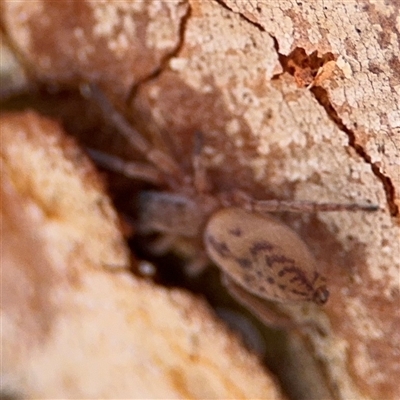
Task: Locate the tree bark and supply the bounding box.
[1,1,399,399]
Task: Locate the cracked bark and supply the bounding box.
[1,1,399,399]
[311,85,398,217]
[127,2,191,103]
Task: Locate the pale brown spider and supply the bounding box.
[82,83,378,327]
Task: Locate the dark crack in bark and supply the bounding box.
[214,2,397,217]
[310,86,398,217]
[215,0,266,32]
[271,36,398,217]
[127,1,191,104]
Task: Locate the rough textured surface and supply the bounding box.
[0,111,284,399]
[1,0,399,399]
[1,0,189,99]
[222,0,400,213]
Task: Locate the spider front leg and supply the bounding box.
[221,189,380,213]
[81,83,185,187]
[88,148,164,185]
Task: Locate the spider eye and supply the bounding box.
[313,285,329,305]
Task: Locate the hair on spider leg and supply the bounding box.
[87,148,164,185]
[251,199,380,213]
[227,189,380,213]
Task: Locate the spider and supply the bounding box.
[82,83,378,328]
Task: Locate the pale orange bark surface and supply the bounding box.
[1,1,399,399]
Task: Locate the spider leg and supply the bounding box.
[146,234,178,255]
[192,131,212,194]
[0,82,33,102]
[185,251,209,276]
[146,234,208,276]
[224,190,379,213]
[81,83,184,181]
[88,148,163,185]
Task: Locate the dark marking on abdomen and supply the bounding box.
[266,254,295,268]
[250,241,274,256]
[291,289,309,297]
[206,234,231,257]
[237,258,252,269]
[229,227,242,237]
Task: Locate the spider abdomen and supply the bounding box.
[204,208,329,305]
